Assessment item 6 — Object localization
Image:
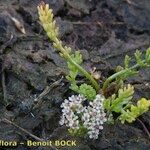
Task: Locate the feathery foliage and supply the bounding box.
[104,84,134,113]
[66,51,96,100]
[103,48,150,91]
[37,2,99,93]
[38,2,150,139]
[119,98,150,123]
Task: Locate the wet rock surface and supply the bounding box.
[0,0,150,150]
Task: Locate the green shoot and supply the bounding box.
[103,48,150,91]
[37,2,99,92]
[104,84,134,113]
[119,98,150,123]
[66,51,96,100]
[38,2,150,139]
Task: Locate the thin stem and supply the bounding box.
[54,38,100,92]
[38,5,100,92]
[102,63,141,91]
[67,55,100,91]
[137,118,150,139]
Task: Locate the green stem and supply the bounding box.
[67,55,100,91]
[38,7,100,91]
[102,63,141,91]
[54,39,100,92]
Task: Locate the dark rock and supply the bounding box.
[17,6,33,25]
[6,75,30,104]
[106,0,150,32]
[0,16,8,44]
[68,8,82,17]
[18,0,64,34]
[99,34,150,68]
[46,0,64,15]
[15,115,42,130]
[0,1,150,149]
[100,124,150,149]
[4,52,47,90]
[56,17,73,38]
[18,98,34,115]
[65,0,94,14]
[134,83,150,100]
[80,49,89,61]
[19,0,64,18]
[50,127,91,150]
[0,121,19,141]
[40,107,60,132]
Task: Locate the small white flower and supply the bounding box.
[59,94,107,139]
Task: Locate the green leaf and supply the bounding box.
[124,55,131,69]
[70,83,79,92]
[66,51,97,100]
[104,98,111,110]
[117,69,138,82]
[66,51,98,99]
[116,66,124,72]
[134,50,145,66]
[67,51,82,72]
[119,109,135,123]
[70,51,83,65]
[111,84,134,113]
[107,113,115,124]
[78,83,96,100]
[66,51,83,92]
[103,48,150,91]
[136,98,150,113]
[119,98,150,123]
[145,47,150,65]
[68,125,87,137]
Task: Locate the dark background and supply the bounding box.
[0,0,150,149]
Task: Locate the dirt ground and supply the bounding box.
[0,0,150,150]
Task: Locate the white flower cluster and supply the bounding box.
[59,94,107,139]
[59,95,85,130]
